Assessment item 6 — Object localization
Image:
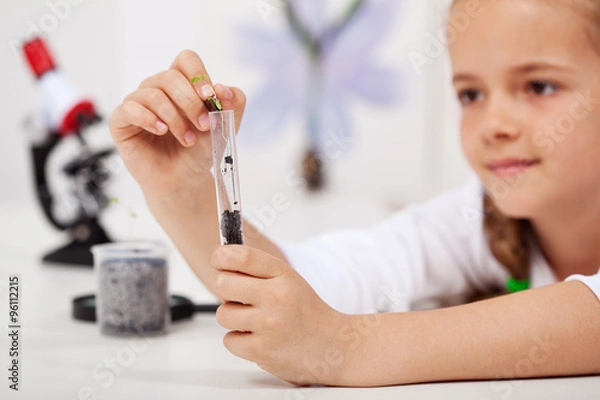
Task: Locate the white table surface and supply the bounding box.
[1,213,599,399]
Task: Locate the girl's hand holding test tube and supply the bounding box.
[211,245,351,385]
[109,50,246,200]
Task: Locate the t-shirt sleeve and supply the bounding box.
[565,270,600,302]
[274,178,508,314]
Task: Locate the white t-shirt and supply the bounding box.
[276,178,600,314]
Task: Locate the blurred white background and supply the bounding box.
[0,0,469,301]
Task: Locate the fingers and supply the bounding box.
[214,84,246,132]
[109,100,168,143]
[139,69,209,133]
[210,245,282,279]
[169,50,246,132]
[169,50,215,129]
[213,270,262,305]
[126,87,197,147]
[170,49,212,86]
[216,302,257,332]
[217,303,260,362]
[111,49,247,149]
[222,330,255,362]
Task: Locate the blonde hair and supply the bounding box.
[451,0,600,284]
[451,0,600,52]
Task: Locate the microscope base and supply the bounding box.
[43,219,111,266]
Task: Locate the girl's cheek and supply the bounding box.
[460,118,475,145]
[460,120,480,166]
[459,130,474,161]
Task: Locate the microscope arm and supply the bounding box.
[31,132,71,231]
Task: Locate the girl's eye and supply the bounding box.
[457,89,483,106]
[527,81,557,96]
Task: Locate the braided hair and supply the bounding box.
[483,193,531,281]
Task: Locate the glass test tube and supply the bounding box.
[210,110,244,245]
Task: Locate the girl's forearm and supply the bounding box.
[339,281,600,386]
[144,178,286,294]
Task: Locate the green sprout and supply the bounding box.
[108,197,138,219]
[190,75,222,112]
[190,75,208,84]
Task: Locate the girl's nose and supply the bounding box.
[480,97,522,144]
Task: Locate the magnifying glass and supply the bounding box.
[72,294,219,323]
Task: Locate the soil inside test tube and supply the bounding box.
[221,210,243,245]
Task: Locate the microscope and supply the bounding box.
[22,37,114,266]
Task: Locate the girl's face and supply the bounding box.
[449,0,600,219]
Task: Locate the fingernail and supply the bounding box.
[198,113,210,130]
[156,121,168,133]
[200,84,213,99]
[222,85,233,101]
[184,131,197,146]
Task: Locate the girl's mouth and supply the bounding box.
[486,158,541,177]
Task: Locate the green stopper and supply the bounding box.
[506,277,530,293]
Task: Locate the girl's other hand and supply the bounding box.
[211,245,357,386]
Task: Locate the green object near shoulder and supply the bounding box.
[506,277,530,293]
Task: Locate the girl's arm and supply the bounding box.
[341,280,600,386]
[209,245,600,387]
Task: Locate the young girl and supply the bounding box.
[109,0,600,387]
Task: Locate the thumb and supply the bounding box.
[214,84,246,132]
